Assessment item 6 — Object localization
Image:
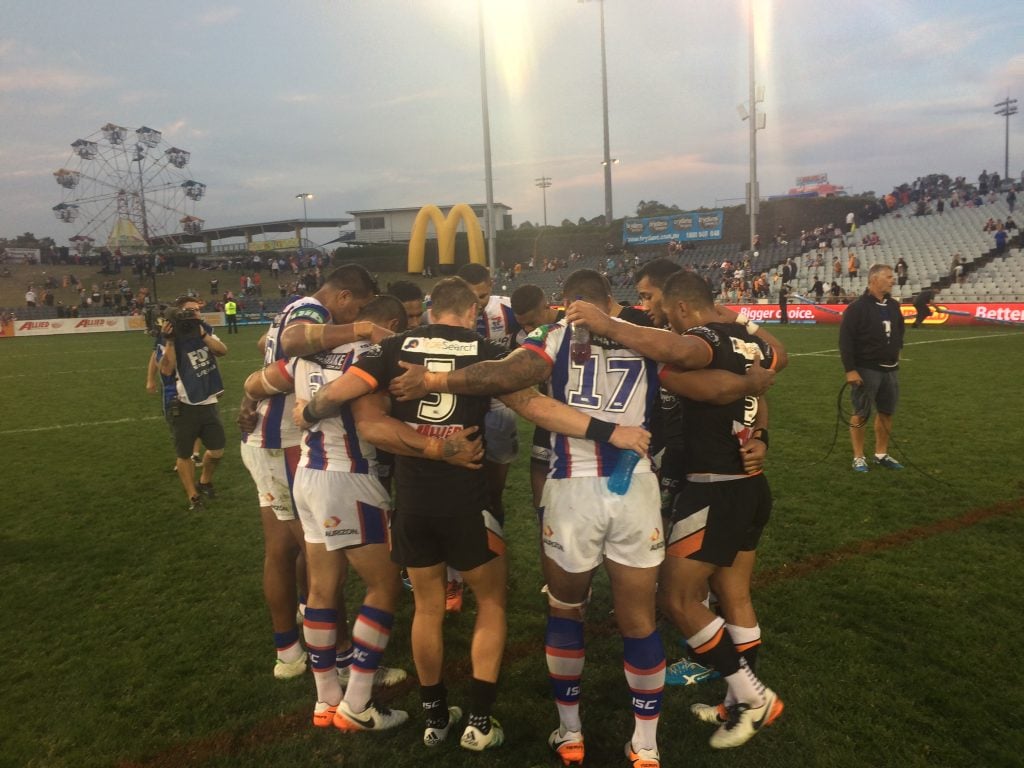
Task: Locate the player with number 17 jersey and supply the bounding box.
[520,320,661,479]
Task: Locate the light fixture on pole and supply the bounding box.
[478,0,497,272]
[994,97,1018,181]
[296,193,313,250]
[738,0,766,253]
[579,0,614,226]
[534,176,552,227]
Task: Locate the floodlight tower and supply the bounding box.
[738,0,766,254]
[994,97,1018,181]
[534,176,552,227]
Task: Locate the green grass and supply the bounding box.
[1,325,1023,768]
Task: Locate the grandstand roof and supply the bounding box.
[147,217,352,248]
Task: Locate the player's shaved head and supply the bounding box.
[562,269,611,305]
[662,270,714,309]
[429,277,478,317]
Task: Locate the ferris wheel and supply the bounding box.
[52,123,206,253]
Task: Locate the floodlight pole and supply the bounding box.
[535,176,552,227]
[296,193,313,251]
[479,0,497,273]
[747,0,758,253]
[994,97,1018,181]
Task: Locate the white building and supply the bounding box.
[347,203,513,244]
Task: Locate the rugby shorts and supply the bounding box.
[239,442,300,521]
[538,474,664,573]
[667,473,772,567]
[390,508,505,572]
[291,468,390,552]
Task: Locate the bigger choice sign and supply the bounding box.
[724,302,1024,327]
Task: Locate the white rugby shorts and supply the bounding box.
[539,474,664,573]
[240,442,299,522]
[291,467,391,551]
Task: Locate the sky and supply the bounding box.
[1,0,1023,248]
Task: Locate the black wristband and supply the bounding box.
[751,428,769,449]
[585,417,616,443]
[302,403,319,424]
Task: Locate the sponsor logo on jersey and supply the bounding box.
[401,337,478,355]
[324,516,342,529]
[326,527,358,537]
[412,423,464,439]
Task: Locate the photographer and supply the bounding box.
[159,295,228,510]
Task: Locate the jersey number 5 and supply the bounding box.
[418,358,456,422]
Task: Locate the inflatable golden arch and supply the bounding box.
[407,203,487,273]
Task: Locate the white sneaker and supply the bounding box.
[548,727,584,766]
[624,740,660,767]
[423,705,462,747]
[337,664,408,688]
[273,652,307,680]
[709,688,784,749]
[690,701,729,724]
[460,717,504,751]
[333,699,409,732]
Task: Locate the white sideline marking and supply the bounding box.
[0,358,257,379]
[0,406,241,436]
[791,331,1023,357]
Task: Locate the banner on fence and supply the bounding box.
[622,210,724,245]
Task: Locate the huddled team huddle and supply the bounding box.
[159,257,789,767]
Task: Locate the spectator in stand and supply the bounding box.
[949,254,960,280]
[956,259,967,285]
[1004,217,1018,231]
[937,198,945,214]
[895,258,908,290]
[846,211,856,234]
[829,281,843,302]
[994,225,1008,258]
[25,288,37,307]
[847,252,860,280]
[810,277,825,303]
[1007,188,1016,214]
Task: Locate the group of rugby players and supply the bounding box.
[231,258,787,767]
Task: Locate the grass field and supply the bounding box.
[1,324,1023,768]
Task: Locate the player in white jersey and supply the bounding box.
[389,269,715,768]
[245,295,492,733]
[451,263,521,612]
[237,264,387,679]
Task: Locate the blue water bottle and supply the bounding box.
[608,449,642,495]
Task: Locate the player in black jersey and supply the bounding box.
[565,270,785,750]
[298,277,649,753]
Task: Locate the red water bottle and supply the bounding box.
[570,322,591,364]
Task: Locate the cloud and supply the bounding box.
[0,68,113,93]
[162,120,207,140]
[279,93,320,104]
[196,7,241,26]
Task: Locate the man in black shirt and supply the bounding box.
[839,264,905,472]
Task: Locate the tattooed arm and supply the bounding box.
[389,347,551,400]
[351,392,485,469]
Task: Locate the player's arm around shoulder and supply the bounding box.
[243,358,294,400]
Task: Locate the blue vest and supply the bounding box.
[174,332,224,404]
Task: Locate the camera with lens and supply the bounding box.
[163,306,203,339]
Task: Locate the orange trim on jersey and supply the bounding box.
[347,365,378,390]
[667,529,705,559]
[693,625,725,655]
[274,357,294,383]
[486,528,506,557]
[735,639,762,652]
[523,342,553,367]
[766,344,780,371]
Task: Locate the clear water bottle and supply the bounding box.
[570,322,591,364]
[608,449,642,495]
